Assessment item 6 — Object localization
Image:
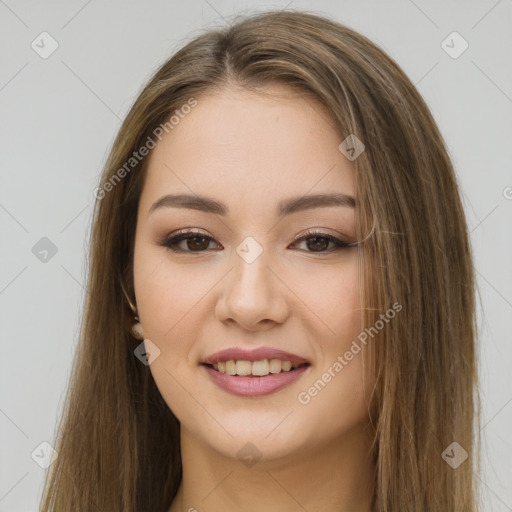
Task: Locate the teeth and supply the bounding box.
[252,359,269,376]
[225,360,236,375]
[281,361,292,371]
[269,359,282,373]
[235,360,252,376]
[212,359,304,376]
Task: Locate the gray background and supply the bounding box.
[1,0,511,510]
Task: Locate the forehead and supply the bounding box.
[140,84,355,215]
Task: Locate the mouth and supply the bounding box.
[202,359,311,377]
[201,361,311,397]
[200,347,311,396]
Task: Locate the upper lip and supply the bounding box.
[202,347,309,365]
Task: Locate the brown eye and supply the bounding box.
[291,230,352,253]
[185,236,211,251]
[304,236,330,251]
[158,229,353,254]
[159,231,221,253]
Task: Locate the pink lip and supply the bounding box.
[202,364,310,397]
[202,347,309,365]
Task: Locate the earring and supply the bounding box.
[131,317,144,340]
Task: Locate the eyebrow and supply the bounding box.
[148,192,356,217]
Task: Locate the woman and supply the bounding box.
[40,9,480,511]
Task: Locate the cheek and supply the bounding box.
[134,248,217,342]
[290,258,370,425]
[291,256,361,349]
[133,250,216,419]
[295,353,371,444]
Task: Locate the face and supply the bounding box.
[133,83,373,464]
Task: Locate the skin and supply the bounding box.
[133,83,375,512]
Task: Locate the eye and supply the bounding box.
[158,229,222,253]
[157,228,354,254]
[290,229,353,253]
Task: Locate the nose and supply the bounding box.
[214,244,291,331]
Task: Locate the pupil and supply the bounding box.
[308,236,327,251]
[188,236,209,251]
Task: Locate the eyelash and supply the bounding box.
[157,228,353,254]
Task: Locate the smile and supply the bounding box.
[201,361,311,397]
[206,359,308,377]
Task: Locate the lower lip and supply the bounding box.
[202,364,310,397]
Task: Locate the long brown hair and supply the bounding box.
[40,9,480,511]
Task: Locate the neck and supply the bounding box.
[169,422,375,512]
